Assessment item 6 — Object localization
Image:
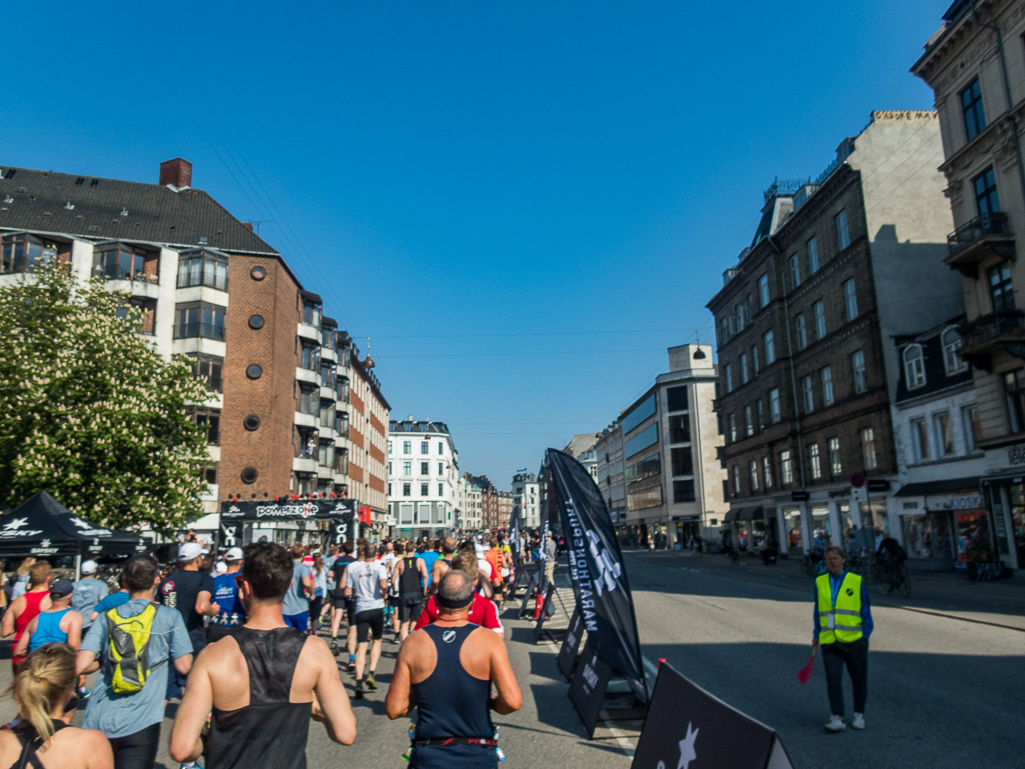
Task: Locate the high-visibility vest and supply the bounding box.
[816,572,864,644]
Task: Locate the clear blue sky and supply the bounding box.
[2,1,945,487]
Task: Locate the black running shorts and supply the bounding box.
[398,602,423,623]
[355,608,385,643]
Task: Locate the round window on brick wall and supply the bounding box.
[249,315,264,330]
[241,466,259,484]
[243,414,261,431]
[246,364,262,380]
[250,265,266,281]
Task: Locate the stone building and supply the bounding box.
[387,418,459,539]
[511,471,541,529]
[912,0,1025,569]
[595,421,626,526]
[708,112,961,555]
[0,158,387,542]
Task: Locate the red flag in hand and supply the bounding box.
[797,650,816,684]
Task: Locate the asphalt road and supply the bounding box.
[0,556,1020,768]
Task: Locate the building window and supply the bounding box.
[673,480,695,503]
[188,354,223,393]
[403,483,411,497]
[749,461,759,491]
[779,450,793,485]
[764,330,776,364]
[403,441,411,455]
[732,466,741,495]
[757,400,765,429]
[725,364,733,393]
[808,237,820,273]
[300,343,320,371]
[903,344,926,390]
[934,412,954,457]
[298,386,318,416]
[671,448,693,476]
[302,299,322,327]
[421,461,429,475]
[1003,369,1025,433]
[813,301,826,339]
[836,209,850,250]
[95,243,148,283]
[852,350,867,394]
[963,404,982,451]
[843,279,858,321]
[762,456,774,488]
[942,328,966,375]
[174,303,226,341]
[861,428,877,470]
[790,254,801,289]
[769,388,782,423]
[796,314,807,349]
[669,414,691,443]
[744,405,754,437]
[438,483,444,496]
[438,442,444,455]
[752,345,760,374]
[667,386,689,412]
[176,249,227,290]
[1,233,52,275]
[729,413,738,442]
[421,483,429,496]
[821,366,834,406]
[809,444,822,480]
[421,441,430,455]
[438,462,444,475]
[828,437,842,476]
[989,263,1015,313]
[741,353,749,384]
[975,166,1000,216]
[961,78,986,141]
[759,274,770,307]
[403,461,412,475]
[802,375,814,413]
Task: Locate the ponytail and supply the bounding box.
[10,643,77,745]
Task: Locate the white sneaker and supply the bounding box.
[851,713,865,730]
[824,715,846,733]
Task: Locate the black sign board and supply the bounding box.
[517,571,539,619]
[867,479,890,493]
[568,642,612,739]
[790,490,810,502]
[558,604,585,681]
[631,662,793,769]
[218,521,242,551]
[220,498,356,522]
[533,584,557,642]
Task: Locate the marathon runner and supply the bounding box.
[414,554,504,636]
[391,542,429,642]
[427,538,457,595]
[207,547,245,642]
[170,542,356,768]
[328,540,357,668]
[385,570,522,769]
[345,542,389,699]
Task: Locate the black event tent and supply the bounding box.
[0,491,149,559]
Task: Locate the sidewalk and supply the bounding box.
[624,547,1025,632]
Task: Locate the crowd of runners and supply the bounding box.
[0,533,523,769]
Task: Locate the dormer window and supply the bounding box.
[301,292,322,327]
[903,344,926,390]
[941,327,967,376]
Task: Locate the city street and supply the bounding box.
[0,553,1020,768]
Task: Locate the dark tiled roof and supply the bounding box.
[0,165,277,256]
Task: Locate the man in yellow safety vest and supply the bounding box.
[812,545,873,733]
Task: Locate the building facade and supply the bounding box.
[387,419,459,539]
[708,112,960,556]
[913,0,1025,569]
[511,471,541,529]
[0,158,385,543]
[563,434,600,480]
[457,474,483,532]
[595,421,626,526]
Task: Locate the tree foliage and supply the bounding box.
[0,262,210,533]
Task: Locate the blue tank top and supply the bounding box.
[29,609,70,651]
[212,572,245,622]
[413,624,493,741]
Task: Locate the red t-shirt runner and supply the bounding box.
[414,593,504,634]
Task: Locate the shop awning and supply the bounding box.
[723,508,740,523]
[894,477,980,497]
[738,506,764,521]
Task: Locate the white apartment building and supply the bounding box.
[388,418,459,538]
[511,471,540,529]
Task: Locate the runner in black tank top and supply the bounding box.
[395,546,428,642]
[206,627,310,769]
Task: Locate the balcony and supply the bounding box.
[174,322,225,341]
[957,309,1025,371]
[945,213,1015,277]
[176,272,227,292]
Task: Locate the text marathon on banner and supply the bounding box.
[548,449,646,695]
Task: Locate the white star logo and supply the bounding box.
[40,539,51,548]
[677,722,698,769]
[4,518,28,530]
[72,519,92,529]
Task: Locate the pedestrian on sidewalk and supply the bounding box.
[386,569,521,768]
[169,542,356,768]
[812,545,873,733]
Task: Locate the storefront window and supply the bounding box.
[811,505,831,544]
[956,511,993,562]
[901,513,954,559]
[1002,483,1025,565]
[784,509,803,553]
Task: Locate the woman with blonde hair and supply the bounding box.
[9,559,35,602]
[0,643,112,768]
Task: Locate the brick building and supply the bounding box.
[0,158,389,541]
[708,112,960,555]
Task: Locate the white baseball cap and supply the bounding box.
[214,562,228,575]
[225,547,244,561]
[81,560,98,575]
[178,542,208,561]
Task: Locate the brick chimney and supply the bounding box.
[159,157,192,189]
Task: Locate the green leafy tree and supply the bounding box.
[0,261,210,533]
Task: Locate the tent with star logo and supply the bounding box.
[0,491,149,561]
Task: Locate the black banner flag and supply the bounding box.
[548,449,646,696]
[509,504,522,567]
